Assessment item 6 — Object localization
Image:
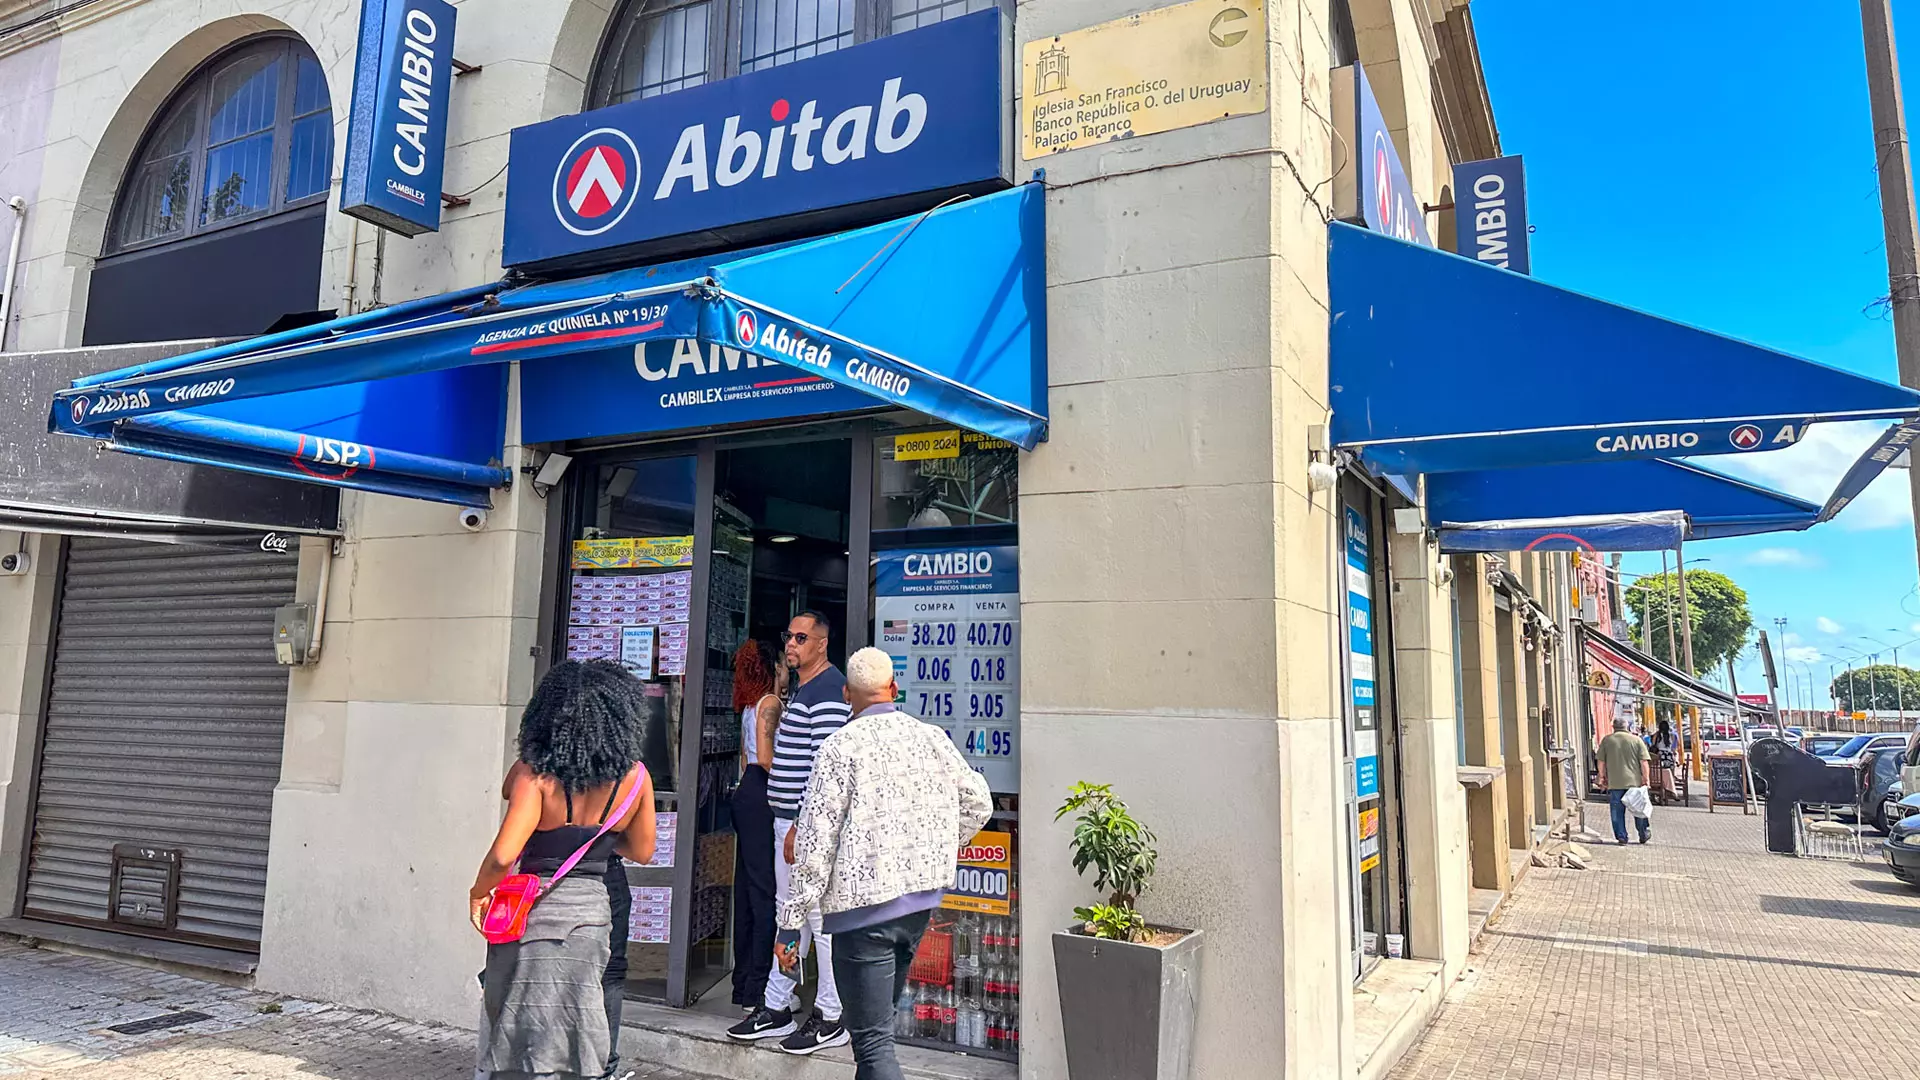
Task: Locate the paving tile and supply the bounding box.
[1390,802,1920,1080]
[0,940,717,1079]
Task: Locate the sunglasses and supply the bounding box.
[780,631,813,645]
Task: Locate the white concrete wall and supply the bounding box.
[1013,0,1354,1073]
[0,532,59,921]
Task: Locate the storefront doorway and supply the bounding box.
[547,420,1022,1058]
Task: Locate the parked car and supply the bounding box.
[1823,733,1909,768]
[1886,802,1920,886]
[1862,748,1906,833]
[1803,733,1851,758]
[1884,784,1910,836]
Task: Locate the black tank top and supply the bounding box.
[520,781,627,878]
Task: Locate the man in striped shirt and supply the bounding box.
[728,610,852,1053]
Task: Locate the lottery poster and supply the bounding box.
[874,545,1019,793]
[1345,506,1379,802]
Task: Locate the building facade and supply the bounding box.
[0,0,1589,1077]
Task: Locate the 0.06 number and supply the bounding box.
[916,656,952,682]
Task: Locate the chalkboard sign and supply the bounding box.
[1709,754,1748,810]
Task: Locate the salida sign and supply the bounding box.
[505,11,1006,267]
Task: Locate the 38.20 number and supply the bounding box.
[912,622,957,647]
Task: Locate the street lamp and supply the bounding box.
[1866,632,1919,723]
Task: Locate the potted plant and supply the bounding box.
[1052,782,1202,1080]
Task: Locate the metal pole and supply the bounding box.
[0,197,25,353]
[1677,542,1702,781]
[1860,0,1920,576]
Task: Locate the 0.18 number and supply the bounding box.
[969,656,1007,682]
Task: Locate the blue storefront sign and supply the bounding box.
[341,0,457,236]
[503,10,1007,268]
[521,339,877,444]
[1451,156,1529,274]
[1345,64,1431,248]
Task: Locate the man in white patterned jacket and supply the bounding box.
[775,646,993,1080]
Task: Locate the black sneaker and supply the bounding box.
[778,1012,850,1055]
[726,1006,796,1041]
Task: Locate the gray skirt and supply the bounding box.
[479,874,613,1080]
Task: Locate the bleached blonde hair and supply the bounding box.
[846,646,896,694]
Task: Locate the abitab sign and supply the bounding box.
[504,10,1007,267]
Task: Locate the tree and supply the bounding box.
[1623,569,1752,678]
[1830,664,1920,712]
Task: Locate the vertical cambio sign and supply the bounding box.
[1344,506,1380,804]
[503,9,1007,267]
[1331,63,1431,247]
[1451,156,1529,275]
[341,0,457,236]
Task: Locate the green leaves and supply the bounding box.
[1057,781,1159,934]
[1623,569,1753,678]
[1074,903,1147,942]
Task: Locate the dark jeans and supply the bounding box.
[1608,789,1650,843]
[731,765,777,1007]
[603,859,632,1075]
[831,908,932,1080]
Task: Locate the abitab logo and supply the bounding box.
[735,310,758,346]
[651,77,927,200]
[553,129,641,237]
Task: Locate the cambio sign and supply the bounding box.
[504,10,1006,267]
[341,0,457,236]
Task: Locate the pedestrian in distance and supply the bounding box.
[471,660,657,1080]
[1599,716,1653,845]
[729,638,784,1011]
[1649,718,1681,805]
[773,646,993,1080]
[729,611,853,1053]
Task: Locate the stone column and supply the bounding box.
[1454,556,1511,891]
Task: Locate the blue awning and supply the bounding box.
[1329,221,1920,474]
[1429,458,1823,552]
[49,186,1048,506]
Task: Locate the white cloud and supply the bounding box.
[1817,616,1845,635]
[1745,547,1820,568]
[1785,645,1823,664]
[1712,420,1914,531]
[1782,632,1803,646]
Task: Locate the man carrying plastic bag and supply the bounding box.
[1598,718,1653,845]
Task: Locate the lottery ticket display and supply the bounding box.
[874,545,1019,793]
[627,886,672,943]
[564,564,694,675]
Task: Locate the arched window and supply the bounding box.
[109,36,334,254]
[586,0,999,109]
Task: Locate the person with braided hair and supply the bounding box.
[472,660,657,1080]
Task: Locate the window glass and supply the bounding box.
[113,102,198,248]
[106,37,332,254]
[739,0,855,73]
[593,0,712,106]
[890,0,994,34]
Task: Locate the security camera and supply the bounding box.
[0,551,29,576]
[458,507,488,532]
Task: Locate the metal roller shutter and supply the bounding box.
[24,537,296,950]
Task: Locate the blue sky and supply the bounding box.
[1473,1,1920,709]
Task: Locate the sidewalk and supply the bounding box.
[1389,800,1920,1079]
[0,940,704,1079]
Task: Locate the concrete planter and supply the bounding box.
[1053,926,1203,1080]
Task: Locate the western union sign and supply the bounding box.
[1021,0,1267,160]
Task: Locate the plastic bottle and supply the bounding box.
[957,982,984,1049]
[914,981,937,1040]
[939,984,957,1044]
[895,983,915,1037]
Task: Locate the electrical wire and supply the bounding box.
[0,0,112,41]
[448,161,509,201]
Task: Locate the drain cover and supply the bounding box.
[107,1010,212,1036]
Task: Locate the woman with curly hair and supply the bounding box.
[730,639,787,1007]
[471,659,657,1080]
